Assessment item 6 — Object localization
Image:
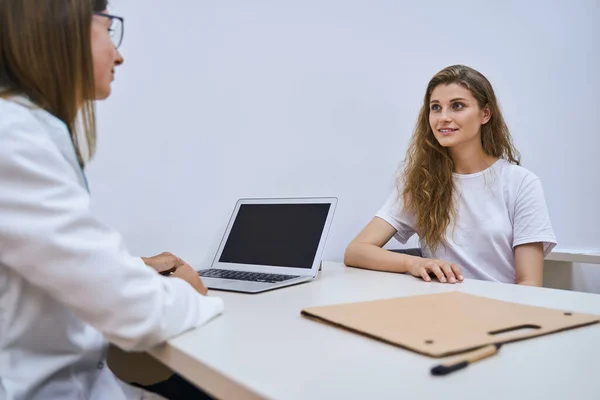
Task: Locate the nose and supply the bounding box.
[114,48,124,66]
[440,108,452,122]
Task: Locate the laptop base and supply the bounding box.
[201,276,313,294]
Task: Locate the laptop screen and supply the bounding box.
[218,203,331,269]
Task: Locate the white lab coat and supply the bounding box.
[0,97,224,400]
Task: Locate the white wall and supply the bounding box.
[88,1,600,286]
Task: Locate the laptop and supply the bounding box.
[198,197,337,293]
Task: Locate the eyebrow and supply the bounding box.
[430,97,469,104]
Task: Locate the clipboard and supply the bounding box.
[301,292,599,357]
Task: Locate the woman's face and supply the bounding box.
[428,83,490,150]
[91,11,123,100]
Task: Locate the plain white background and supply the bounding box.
[88,1,600,289]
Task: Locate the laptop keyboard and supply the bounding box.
[198,269,299,283]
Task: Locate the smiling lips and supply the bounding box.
[438,128,458,136]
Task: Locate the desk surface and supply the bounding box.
[150,262,600,400]
[547,249,600,264]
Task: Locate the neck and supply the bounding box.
[449,141,497,175]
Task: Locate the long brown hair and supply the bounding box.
[401,65,520,251]
[0,0,108,166]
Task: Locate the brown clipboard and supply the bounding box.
[301,292,600,357]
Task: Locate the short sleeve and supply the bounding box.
[512,177,557,257]
[375,190,417,244]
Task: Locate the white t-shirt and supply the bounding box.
[376,159,557,283]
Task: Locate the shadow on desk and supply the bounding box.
[389,248,423,257]
[390,247,599,294]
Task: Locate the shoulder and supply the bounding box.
[0,97,46,138]
[0,98,64,169]
[0,97,66,159]
[496,159,541,191]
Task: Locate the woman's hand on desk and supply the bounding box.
[142,252,186,275]
[408,258,464,284]
[171,265,209,295]
[141,252,209,295]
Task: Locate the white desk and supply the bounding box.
[150,262,600,400]
[547,249,600,264]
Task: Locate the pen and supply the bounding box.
[159,267,177,276]
[431,343,502,376]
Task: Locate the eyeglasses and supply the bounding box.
[94,12,124,49]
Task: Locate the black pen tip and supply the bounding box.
[431,361,469,376]
[431,365,449,376]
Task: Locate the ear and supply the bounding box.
[481,105,492,125]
